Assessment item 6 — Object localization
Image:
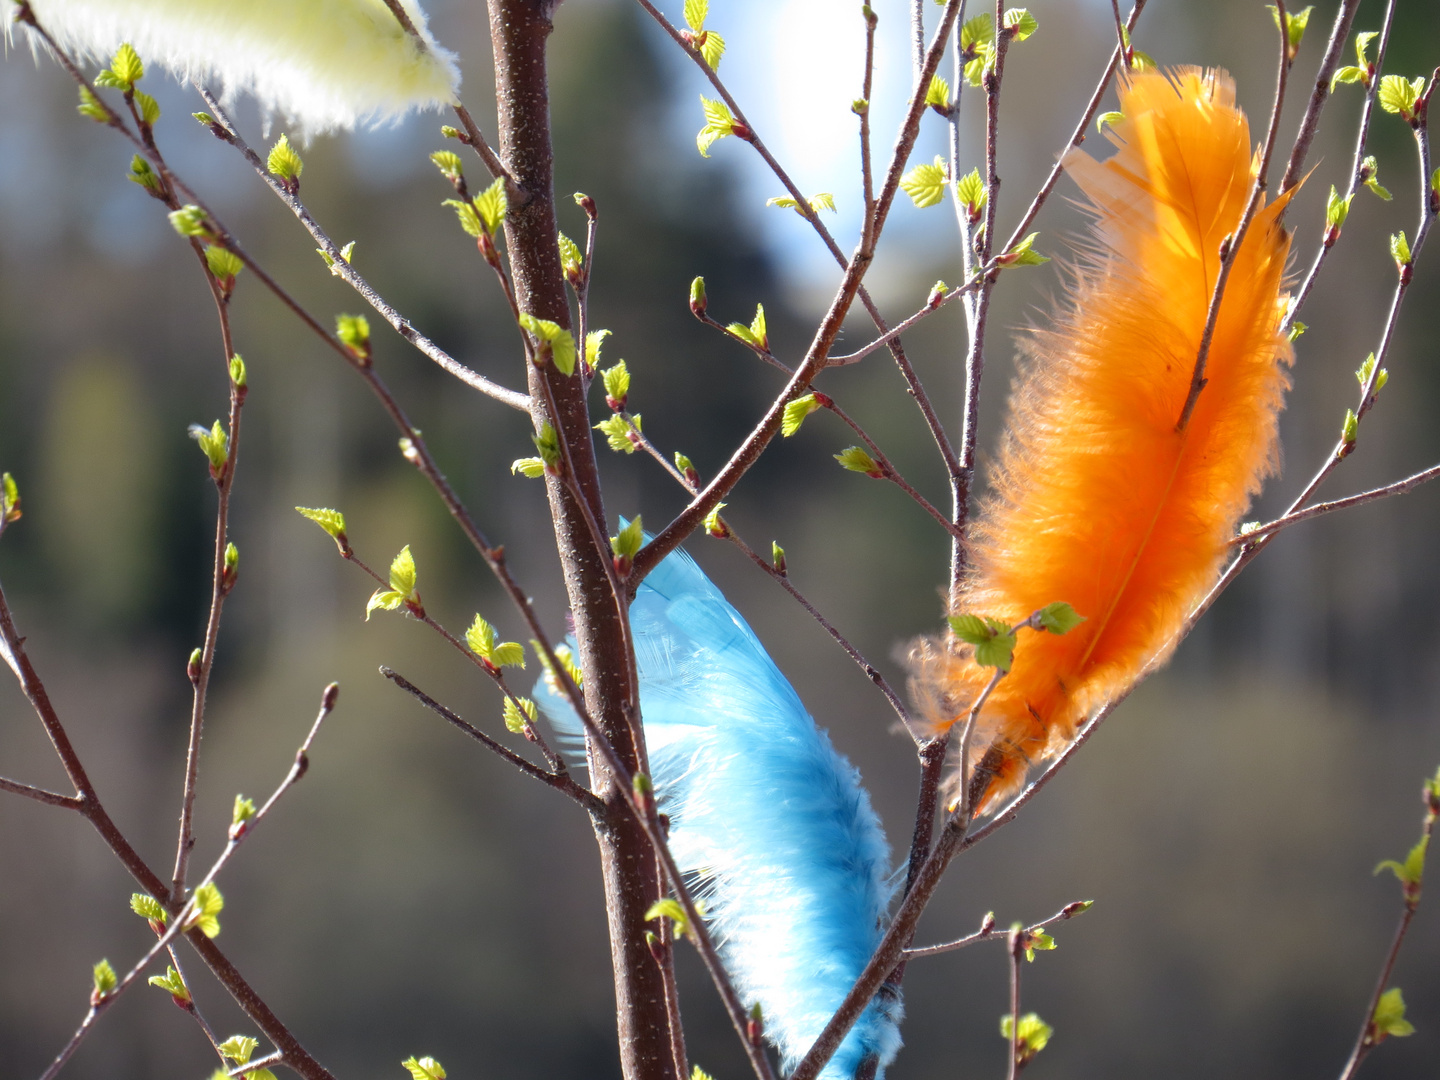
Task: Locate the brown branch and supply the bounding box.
[1280,0,1365,193]
[1175,0,1290,432]
[382,668,600,812]
[860,6,878,245]
[0,776,80,809]
[172,308,244,902]
[1005,926,1023,1080]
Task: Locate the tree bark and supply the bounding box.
[485,3,679,1078]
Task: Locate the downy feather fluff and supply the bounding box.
[13,0,459,132]
[536,547,901,1080]
[910,69,1296,811]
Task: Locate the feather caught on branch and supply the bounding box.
[536,546,901,1080]
[911,68,1297,812]
[13,0,459,132]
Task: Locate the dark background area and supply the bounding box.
[2,0,1439,1078]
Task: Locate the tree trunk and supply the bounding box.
[485,3,679,1078]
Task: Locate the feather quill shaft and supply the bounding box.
[912,69,1296,810]
[537,548,901,1080]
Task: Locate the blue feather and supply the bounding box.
[536,547,901,1079]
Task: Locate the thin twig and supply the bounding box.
[826,281,980,365]
[172,303,244,903]
[1005,927,1023,1080]
[0,777,80,809]
[860,7,878,246]
[723,531,916,733]
[905,900,1091,960]
[1231,460,1440,545]
[1175,0,1290,432]
[1281,0,1366,193]
[1336,775,1437,1080]
[381,668,600,812]
[196,89,530,412]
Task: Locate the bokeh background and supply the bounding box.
[2,0,1439,1077]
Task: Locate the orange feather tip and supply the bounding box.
[909,68,1297,815]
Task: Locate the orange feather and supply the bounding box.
[910,68,1296,811]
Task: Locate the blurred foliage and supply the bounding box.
[0,0,1439,1078]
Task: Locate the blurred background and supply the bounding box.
[1,0,1439,1077]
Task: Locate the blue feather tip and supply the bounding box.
[534,545,902,1079]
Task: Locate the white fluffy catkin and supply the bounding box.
[15,0,460,133]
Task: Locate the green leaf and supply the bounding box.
[586,328,612,369]
[429,150,463,182]
[295,506,347,542]
[612,516,644,561]
[808,192,836,212]
[1375,836,1427,886]
[1355,30,1378,69]
[266,135,303,183]
[1268,4,1312,60]
[691,1067,716,1080]
[1341,408,1359,445]
[109,43,145,86]
[1356,352,1389,393]
[77,86,108,122]
[1288,321,1307,341]
[602,360,630,407]
[697,96,737,157]
[318,240,357,273]
[205,244,244,281]
[1332,65,1366,90]
[336,313,371,357]
[703,502,728,537]
[646,897,690,936]
[1096,110,1125,134]
[1004,8,1038,41]
[0,471,17,524]
[133,89,160,126]
[190,420,229,474]
[595,414,641,454]
[960,13,994,49]
[782,393,823,437]
[684,0,708,32]
[901,157,948,208]
[442,198,483,238]
[948,614,992,645]
[93,958,118,996]
[674,452,695,476]
[690,276,708,315]
[1038,602,1085,635]
[974,633,1016,672]
[127,154,162,194]
[925,74,952,111]
[492,641,526,669]
[168,204,211,238]
[536,641,584,693]
[998,231,1050,267]
[511,458,546,478]
[954,167,986,217]
[502,695,538,734]
[388,545,417,595]
[530,422,561,469]
[130,893,168,923]
[517,313,578,375]
[558,231,584,276]
[771,541,786,573]
[148,965,190,1002]
[1000,1012,1054,1057]
[466,613,499,660]
[749,305,768,350]
[1023,928,1056,961]
[1390,230,1412,267]
[697,30,726,71]
[1377,75,1425,118]
[834,446,882,476]
[232,794,256,828]
[1325,185,1352,228]
[219,1036,260,1064]
[1372,987,1416,1039]
[402,1057,447,1080]
[473,176,508,235]
[188,882,224,938]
